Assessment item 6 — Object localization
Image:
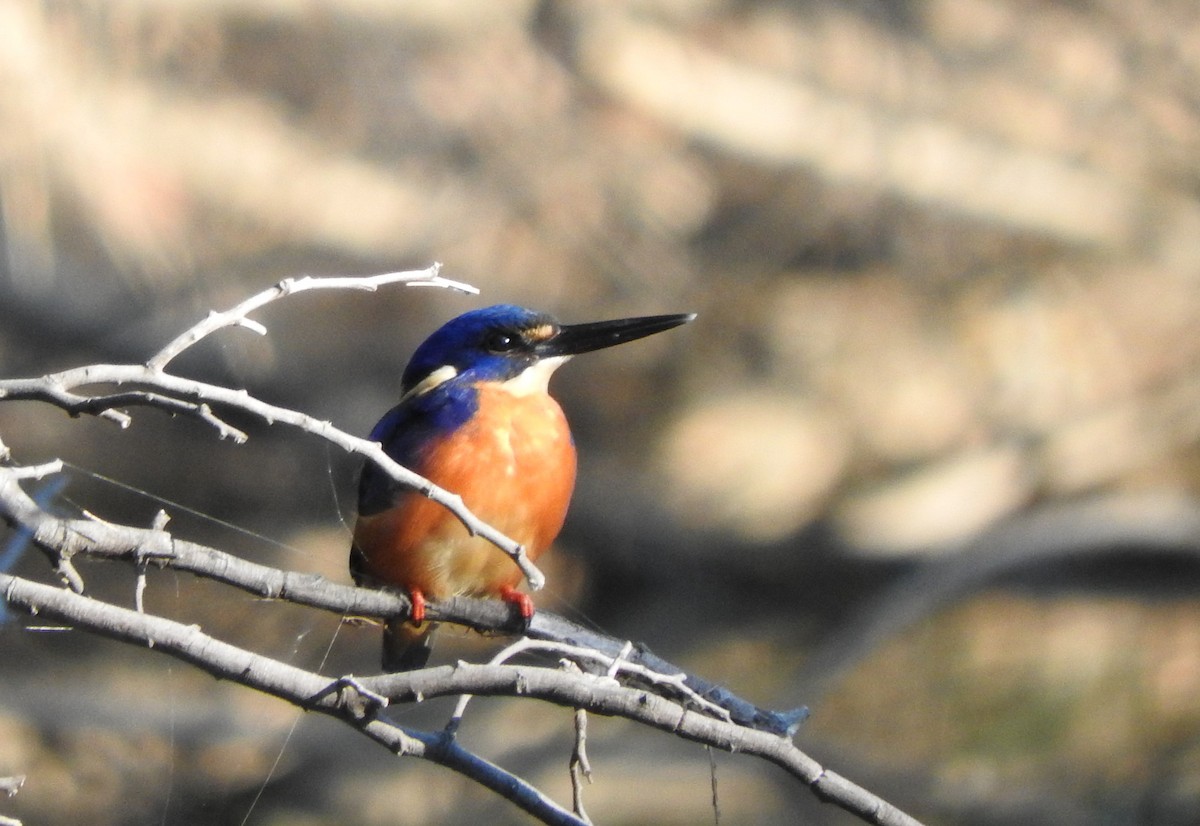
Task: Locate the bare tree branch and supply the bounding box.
[0,772,23,826]
[0,458,922,825]
[146,265,478,371]
[0,273,926,825]
[0,268,546,591]
[0,465,802,735]
[0,564,922,826]
[567,668,594,824]
[0,572,588,826]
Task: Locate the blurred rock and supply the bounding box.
[657,392,848,542]
[835,445,1033,554]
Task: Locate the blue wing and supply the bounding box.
[356,381,479,517]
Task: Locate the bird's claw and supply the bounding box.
[499,585,535,631]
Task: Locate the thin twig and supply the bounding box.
[0,460,63,480]
[564,661,594,824]
[570,708,593,823]
[708,746,721,825]
[146,265,474,371]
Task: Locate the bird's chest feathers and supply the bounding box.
[440,384,572,481]
[407,383,577,583]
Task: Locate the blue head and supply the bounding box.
[400,304,695,396]
[401,305,555,394]
[362,304,694,506]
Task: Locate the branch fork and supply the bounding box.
[0,273,925,826]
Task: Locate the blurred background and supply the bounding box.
[4,1,1200,823]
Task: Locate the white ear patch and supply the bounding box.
[501,356,571,396]
[400,365,458,402]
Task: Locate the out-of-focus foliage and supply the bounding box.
[4,1,1200,824]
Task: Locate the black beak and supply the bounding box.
[537,313,695,358]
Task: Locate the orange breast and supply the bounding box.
[353,383,576,599]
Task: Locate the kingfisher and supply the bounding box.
[351,304,694,670]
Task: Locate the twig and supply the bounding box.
[707,746,721,825]
[0,460,63,480]
[0,270,545,591]
[570,707,593,823]
[564,661,594,824]
[469,636,736,725]
[135,510,170,617]
[0,771,25,826]
[146,265,474,371]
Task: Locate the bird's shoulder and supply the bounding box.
[357,379,479,516]
[369,379,479,446]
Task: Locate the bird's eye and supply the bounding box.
[485,330,520,352]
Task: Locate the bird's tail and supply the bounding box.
[382,617,439,672]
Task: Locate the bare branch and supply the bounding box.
[0,776,23,798]
[0,468,921,825]
[365,664,921,826]
[570,707,593,823]
[0,275,924,825]
[0,268,545,590]
[566,661,594,824]
[0,459,63,480]
[1,569,922,826]
[0,572,587,826]
[470,636,736,726]
[146,265,475,371]
[0,466,795,734]
[707,746,721,824]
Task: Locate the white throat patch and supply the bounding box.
[500,356,571,396]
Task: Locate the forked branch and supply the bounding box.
[0,266,545,590]
[0,273,925,826]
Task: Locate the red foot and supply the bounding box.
[408,588,426,625]
[499,585,535,621]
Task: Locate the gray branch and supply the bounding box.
[0,273,925,825]
[0,461,922,825]
[0,774,22,826]
[0,564,921,826]
[0,268,545,591]
[0,573,586,826]
[0,466,803,735]
[146,265,478,371]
